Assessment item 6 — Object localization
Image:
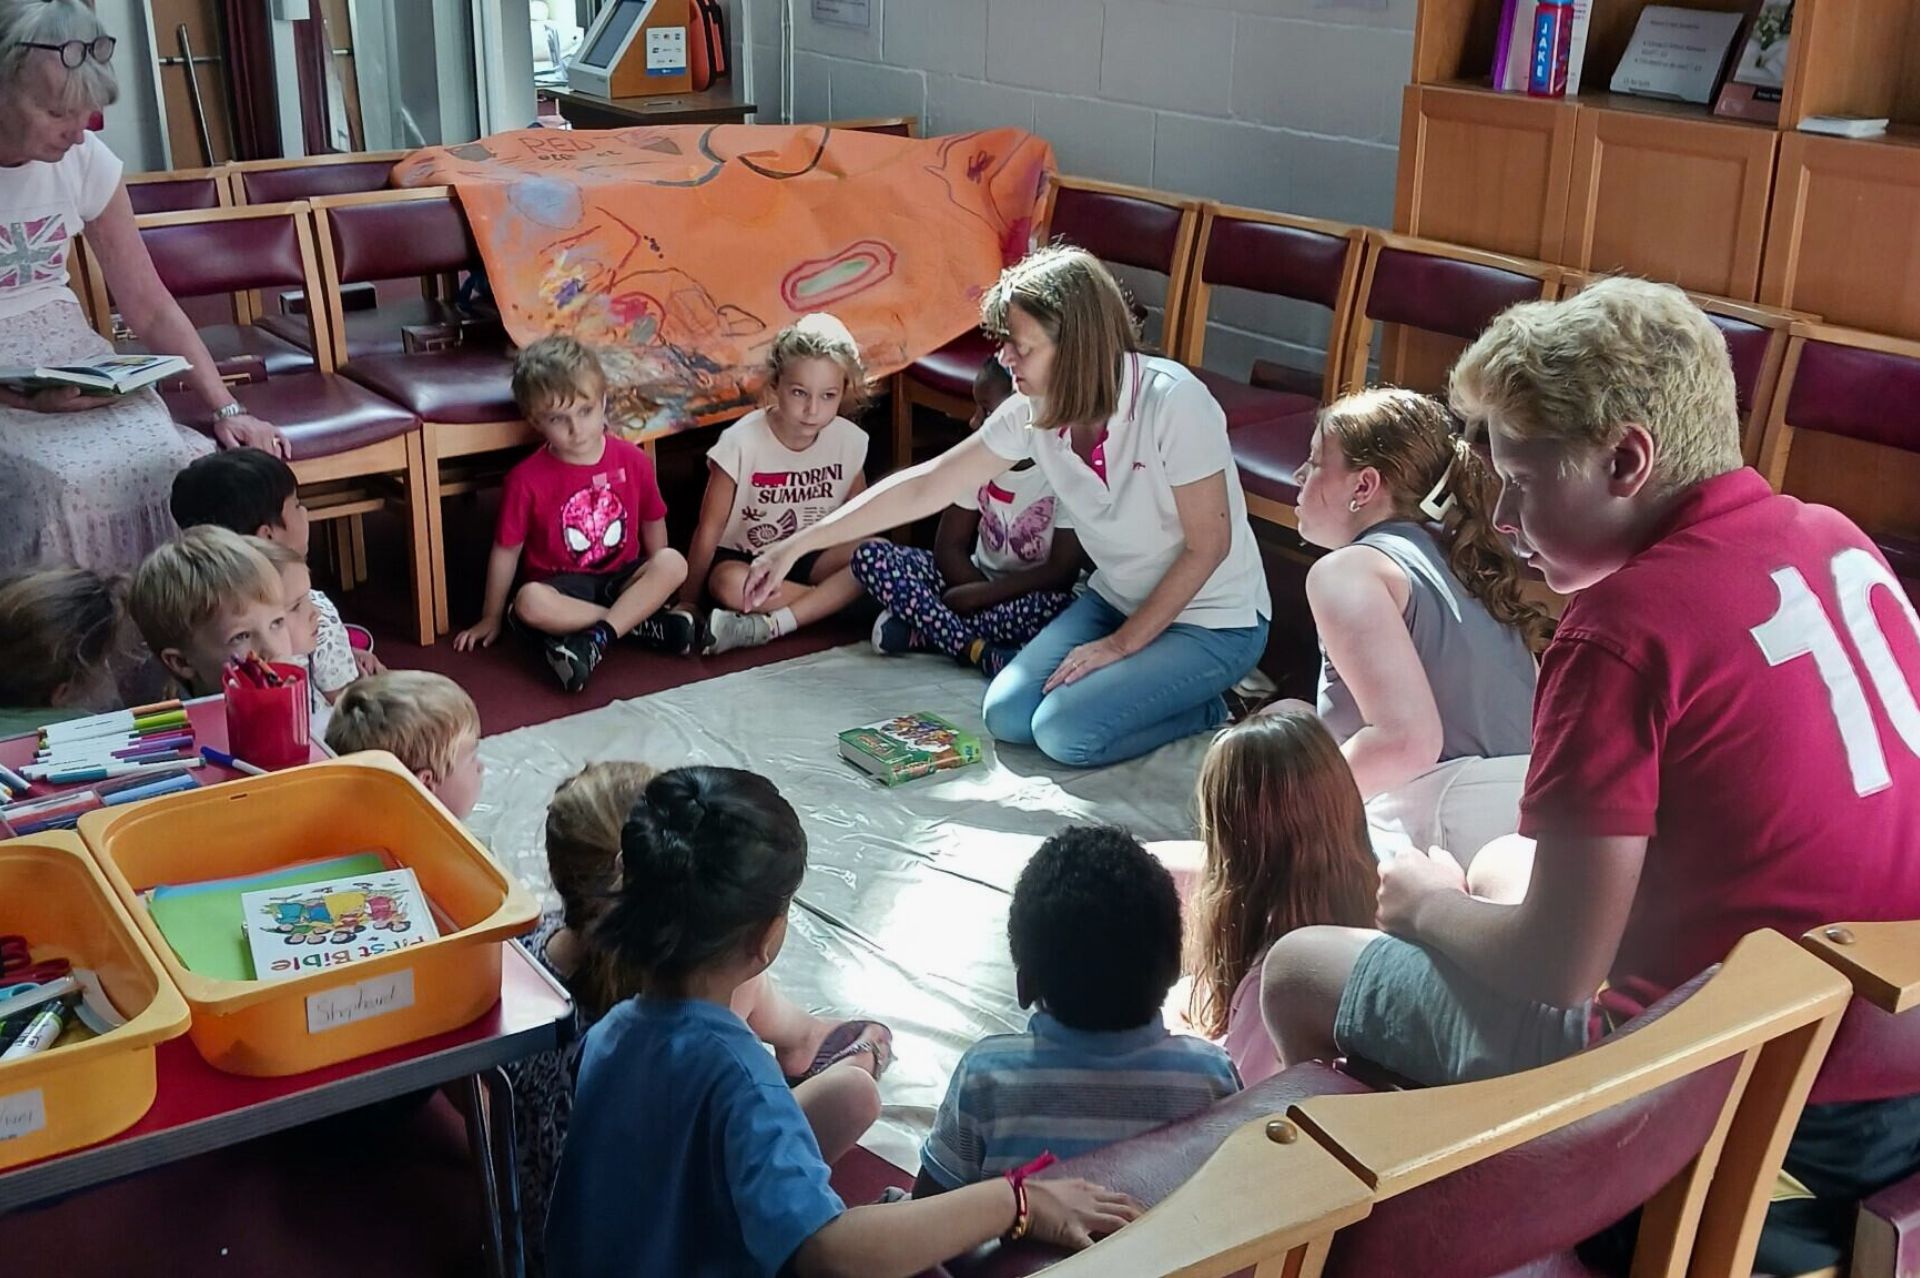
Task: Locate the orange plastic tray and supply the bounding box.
[80,752,537,1077]
[0,832,191,1169]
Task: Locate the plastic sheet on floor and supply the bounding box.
[466,644,1211,1173]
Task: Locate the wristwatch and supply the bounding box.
[210,401,246,423]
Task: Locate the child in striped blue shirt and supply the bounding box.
[916,825,1241,1194]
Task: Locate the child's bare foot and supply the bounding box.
[779,1018,893,1085]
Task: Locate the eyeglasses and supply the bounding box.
[18,36,116,69]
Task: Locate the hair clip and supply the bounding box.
[1419,460,1457,521]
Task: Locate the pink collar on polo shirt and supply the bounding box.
[1056,354,1144,488]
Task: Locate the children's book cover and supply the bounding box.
[838,711,983,786]
[239,867,440,982]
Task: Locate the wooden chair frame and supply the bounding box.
[1175,203,1367,408]
[1801,921,1920,1017]
[888,173,1203,471]
[310,186,535,637]
[1043,930,1848,1278]
[1754,321,1920,495]
[1291,929,1849,1278]
[820,116,920,137]
[103,200,436,645]
[224,149,410,205]
[1344,230,1561,396]
[1562,271,1807,467]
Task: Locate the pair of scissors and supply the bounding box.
[0,935,70,985]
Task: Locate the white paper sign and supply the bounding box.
[646,26,687,75]
[1610,6,1745,104]
[0,1088,47,1143]
[812,0,872,31]
[306,968,415,1035]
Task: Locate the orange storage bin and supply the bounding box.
[80,752,537,1077]
[0,832,190,1170]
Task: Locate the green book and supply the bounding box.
[146,852,392,981]
[838,711,983,786]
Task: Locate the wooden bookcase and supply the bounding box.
[1399,0,1920,318]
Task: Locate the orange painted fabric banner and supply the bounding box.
[393,125,1054,432]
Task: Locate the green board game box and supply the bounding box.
[838,711,983,786]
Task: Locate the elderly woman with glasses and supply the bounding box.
[0,0,287,575]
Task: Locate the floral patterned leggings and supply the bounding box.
[850,542,1074,658]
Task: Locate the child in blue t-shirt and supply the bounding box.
[544,766,1140,1278]
[917,825,1242,1194]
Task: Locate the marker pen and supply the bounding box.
[0,1000,68,1061]
[33,759,205,785]
[102,771,199,806]
[199,747,267,777]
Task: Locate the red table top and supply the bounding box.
[0,944,572,1208]
[0,694,331,797]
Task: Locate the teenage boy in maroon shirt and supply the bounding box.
[1261,278,1920,1272]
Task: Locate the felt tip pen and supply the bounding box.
[34,759,205,785]
[0,1000,67,1061]
[0,763,28,795]
[38,708,189,745]
[199,747,267,777]
[102,771,199,806]
[34,730,196,760]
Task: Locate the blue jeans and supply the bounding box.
[982,591,1270,768]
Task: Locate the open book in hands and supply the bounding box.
[0,353,190,396]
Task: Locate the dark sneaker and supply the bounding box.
[632,607,698,655]
[871,610,917,656]
[976,643,1017,680]
[543,630,605,692]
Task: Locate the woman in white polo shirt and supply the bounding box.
[746,246,1271,767]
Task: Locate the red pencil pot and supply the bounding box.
[222,663,311,770]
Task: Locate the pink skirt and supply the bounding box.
[0,297,212,575]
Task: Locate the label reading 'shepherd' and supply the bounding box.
[306,968,415,1034]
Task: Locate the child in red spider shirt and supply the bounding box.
[1261,277,1920,1273]
[454,336,694,691]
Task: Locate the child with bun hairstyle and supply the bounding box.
[682,314,873,655]
[514,761,888,1276]
[544,765,1139,1276]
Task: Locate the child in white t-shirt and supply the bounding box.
[683,314,872,654]
[851,358,1083,678]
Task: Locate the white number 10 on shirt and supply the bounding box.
[1751,548,1920,797]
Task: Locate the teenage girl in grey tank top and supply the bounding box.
[1286,389,1551,808]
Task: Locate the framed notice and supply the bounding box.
[812,0,872,30]
[1609,5,1745,104]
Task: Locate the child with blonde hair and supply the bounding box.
[456,336,693,692]
[324,671,484,821]
[247,536,333,735]
[128,526,294,697]
[0,567,134,734]
[513,761,890,1273]
[683,314,873,654]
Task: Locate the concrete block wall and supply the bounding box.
[739,0,1412,381]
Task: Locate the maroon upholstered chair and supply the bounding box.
[1173,205,1366,530]
[1756,323,1920,600]
[312,187,528,635]
[1345,231,1559,399]
[121,202,436,645]
[889,175,1200,472]
[1800,922,1920,1276]
[126,167,229,215]
[104,202,319,375]
[949,930,1850,1278]
[229,151,421,355]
